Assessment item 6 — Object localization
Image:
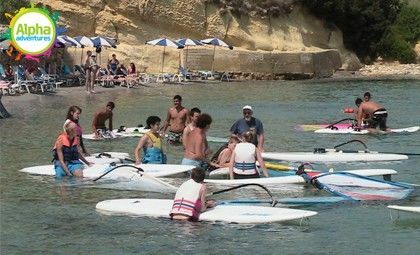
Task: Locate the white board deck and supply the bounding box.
[82,133,127,140]
[387,205,420,214]
[262,150,408,162]
[96,199,318,224]
[113,127,149,137]
[314,126,419,134]
[19,163,194,178]
[205,169,397,185]
[112,126,228,143]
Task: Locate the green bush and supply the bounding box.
[0,0,31,25]
[378,5,419,63]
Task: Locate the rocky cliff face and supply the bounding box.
[33,0,360,75]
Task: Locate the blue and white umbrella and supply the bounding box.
[91,36,117,48]
[74,36,96,64]
[200,38,233,72]
[176,38,203,70]
[146,38,184,73]
[74,36,95,47]
[56,35,82,47]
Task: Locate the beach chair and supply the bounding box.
[172,66,193,82]
[0,80,19,95]
[38,67,64,89]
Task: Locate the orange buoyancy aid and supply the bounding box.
[52,133,79,162]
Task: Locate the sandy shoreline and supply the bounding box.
[1,70,419,106]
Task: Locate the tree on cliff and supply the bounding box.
[300,0,403,63]
[0,0,30,24]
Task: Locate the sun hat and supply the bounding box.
[242,105,253,111]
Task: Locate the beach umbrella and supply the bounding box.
[56,35,82,48]
[145,38,184,73]
[74,36,95,64]
[200,38,233,73]
[91,36,117,66]
[176,38,203,70]
[91,36,117,48]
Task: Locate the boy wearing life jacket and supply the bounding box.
[52,122,92,177]
[170,168,215,221]
[134,116,167,164]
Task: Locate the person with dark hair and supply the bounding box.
[92,102,115,138]
[162,95,190,145]
[64,105,88,155]
[170,168,215,221]
[228,131,268,179]
[181,113,212,168]
[230,105,264,151]
[52,122,92,177]
[108,54,119,75]
[364,92,371,102]
[355,97,389,132]
[128,63,136,75]
[182,107,201,148]
[134,116,166,164]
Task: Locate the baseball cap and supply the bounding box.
[242,105,253,111]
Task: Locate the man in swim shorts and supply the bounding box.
[355,98,389,132]
[162,95,189,145]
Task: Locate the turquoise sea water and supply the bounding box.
[1,80,419,254]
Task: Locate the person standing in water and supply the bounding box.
[182,107,201,148]
[230,105,264,151]
[162,95,190,145]
[134,116,167,164]
[181,113,212,168]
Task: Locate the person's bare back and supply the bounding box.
[184,128,205,160]
[359,101,384,115]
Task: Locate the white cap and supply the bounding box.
[242,105,253,111]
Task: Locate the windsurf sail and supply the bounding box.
[300,172,413,201]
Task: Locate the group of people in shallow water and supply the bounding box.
[52,92,389,221]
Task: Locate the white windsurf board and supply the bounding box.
[205,169,397,185]
[96,198,318,224]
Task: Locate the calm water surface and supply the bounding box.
[1,80,419,254]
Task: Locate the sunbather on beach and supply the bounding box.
[108,54,119,75]
[162,95,190,145]
[92,102,115,138]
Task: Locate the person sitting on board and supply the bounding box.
[161,95,190,145]
[355,98,390,132]
[230,105,265,151]
[181,113,212,168]
[134,116,167,164]
[170,168,215,221]
[64,105,88,156]
[228,131,269,179]
[92,101,115,138]
[52,122,92,177]
[209,136,240,169]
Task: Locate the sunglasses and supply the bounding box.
[243,111,252,115]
